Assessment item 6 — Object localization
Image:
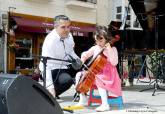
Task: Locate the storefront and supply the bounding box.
[7,12,95,75]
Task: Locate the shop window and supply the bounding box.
[15,39,33,69]
[126,15,130,20]
[117,6,122,13]
[116,6,122,20]
[133,20,140,28]
[116,14,121,20]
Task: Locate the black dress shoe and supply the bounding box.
[73,93,79,102]
[56,95,60,99]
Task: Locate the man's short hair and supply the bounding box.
[54,15,70,26]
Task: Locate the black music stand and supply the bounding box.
[139,14,165,96]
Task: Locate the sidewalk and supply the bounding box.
[57,79,165,114]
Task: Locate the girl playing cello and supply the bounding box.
[75,25,122,112]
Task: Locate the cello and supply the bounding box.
[76,36,120,94]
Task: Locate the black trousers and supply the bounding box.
[51,67,77,96]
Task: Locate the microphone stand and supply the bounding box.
[33,55,71,88]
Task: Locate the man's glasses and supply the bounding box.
[60,25,71,29]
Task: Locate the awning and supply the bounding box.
[70,26,96,32]
[11,16,53,33]
[70,26,95,37]
[11,16,96,34]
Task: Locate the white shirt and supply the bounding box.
[39,29,78,71]
[39,29,78,89]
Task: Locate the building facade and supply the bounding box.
[0,0,140,74]
[0,0,98,74]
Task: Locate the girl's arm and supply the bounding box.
[103,46,118,66]
[81,46,95,63]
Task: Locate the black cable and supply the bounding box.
[46,55,68,89]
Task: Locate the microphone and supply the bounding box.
[67,54,76,63]
[67,54,82,70]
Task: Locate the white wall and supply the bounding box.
[0,0,119,26]
[97,0,112,26]
[65,5,96,24]
[0,0,65,18]
[0,0,97,24]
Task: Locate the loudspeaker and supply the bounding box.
[0,74,63,114]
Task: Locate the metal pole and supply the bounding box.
[4,26,7,73]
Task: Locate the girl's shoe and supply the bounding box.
[95,104,110,112]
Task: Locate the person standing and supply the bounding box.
[75,25,122,112]
[39,15,81,98]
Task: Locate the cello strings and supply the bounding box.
[82,63,106,85]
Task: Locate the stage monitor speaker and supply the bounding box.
[0,74,63,114]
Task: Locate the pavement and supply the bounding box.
[56,78,165,114]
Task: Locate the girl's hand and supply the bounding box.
[105,43,111,49]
